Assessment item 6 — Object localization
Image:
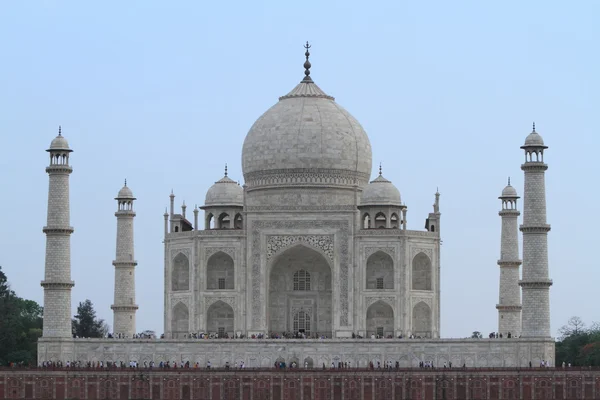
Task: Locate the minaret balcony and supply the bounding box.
[42,226,74,234]
[520,162,548,171]
[519,225,551,233]
[112,260,138,267]
[40,281,75,289]
[496,304,522,311]
[497,260,522,267]
[519,279,553,288]
[45,165,73,173]
[110,305,139,311]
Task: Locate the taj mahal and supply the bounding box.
[37,44,555,367]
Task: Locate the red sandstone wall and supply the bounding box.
[1,368,599,399]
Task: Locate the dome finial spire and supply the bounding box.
[532,122,536,132]
[379,162,382,176]
[124,178,127,187]
[224,163,228,177]
[58,125,62,136]
[508,176,511,186]
[302,41,313,83]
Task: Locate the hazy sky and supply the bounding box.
[1,1,598,339]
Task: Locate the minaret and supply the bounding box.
[41,127,75,338]
[519,123,552,337]
[497,178,522,337]
[111,180,138,337]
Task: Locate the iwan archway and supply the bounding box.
[268,245,332,338]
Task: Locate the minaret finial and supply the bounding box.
[124,178,127,187]
[302,41,313,83]
[532,122,536,132]
[379,162,382,176]
[508,177,511,186]
[58,125,62,136]
[224,163,228,177]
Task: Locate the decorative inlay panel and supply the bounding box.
[412,296,433,308]
[411,247,433,259]
[251,220,351,327]
[205,296,236,310]
[365,296,395,308]
[171,295,190,309]
[266,235,334,261]
[364,247,395,259]
[170,248,191,260]
[204,247,236,260]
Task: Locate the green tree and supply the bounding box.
[72,299,108,338]
[0,266,43,365]
[471,331,483,339]
[556,316,600,366]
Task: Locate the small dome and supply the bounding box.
[117,186,134,199]
[116,181,135,199]
[204,174,243,207]
[501,184,518,198]
[522,123,546,148]
[47,128,72,152]
[361,173,402,206]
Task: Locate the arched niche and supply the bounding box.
[269,244,332,337]
[366,251,394,289]
[363,213,371,229]
[218,213,230,229]
[206,251,234,290]
[366,300,394,338]
[171,302,189,338]
[412,301,431,337]
[171,253,190,291]
[374,212,386,229]
[234,213,243,229]
[390,213,399,229]
[412,252,432,290]
[206,300,234,337]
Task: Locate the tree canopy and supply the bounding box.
[72,299,108,338]
[0,266,43,365]
[556,316,600,366]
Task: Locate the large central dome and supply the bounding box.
[242,47,372,191]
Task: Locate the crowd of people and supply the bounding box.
[7,359,578,370]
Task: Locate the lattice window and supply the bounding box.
[293,270,311,291]
[376,327,384,337]
[376,278,384,289]
[218,327,225,337]
[218,278,226,290]
[293,311,311,333]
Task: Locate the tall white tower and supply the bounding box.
[41,127,75,338]
[111,181,138,337]
[519,124,552,337]
[497,178,522,337]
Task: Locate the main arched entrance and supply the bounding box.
[268,245,332,338]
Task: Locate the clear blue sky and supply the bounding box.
[1,1,598,338]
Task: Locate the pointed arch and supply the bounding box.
[412,301,431,337]
[217,212,230,229]
[234,213,243,229]
[363,213,371,229]
[412,252,432,290]
[207,300,234,337]
[171,302,189,338]
[171,252,190,291]
[366,251,394,289]
[206,213,215,229]
[207,251,234,290]
[374,212,386,229]
[390,213,399,229]
[366,300,394,338]
[269,244,332,337]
